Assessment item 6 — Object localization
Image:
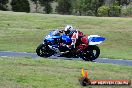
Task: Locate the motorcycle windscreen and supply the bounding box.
[88,35,105,45]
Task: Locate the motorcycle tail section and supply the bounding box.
[88,35,105,45]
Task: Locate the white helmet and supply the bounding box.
[64,25,73,34]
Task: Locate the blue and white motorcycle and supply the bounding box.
[36,30,105,61]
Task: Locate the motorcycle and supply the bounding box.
[36,30,105,61]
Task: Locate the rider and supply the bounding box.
[63,25,89,52]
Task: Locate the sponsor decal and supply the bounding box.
[79,68,131,86]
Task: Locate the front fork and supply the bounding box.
[48,45,62,55]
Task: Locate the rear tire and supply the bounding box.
[36,43,54,57]
[82,45,100,61]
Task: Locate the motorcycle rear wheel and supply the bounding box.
[82,45,100,61]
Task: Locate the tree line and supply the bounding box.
[0,0,132,17]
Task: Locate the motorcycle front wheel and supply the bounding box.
[36,43,54,57]
[82,45,100,61]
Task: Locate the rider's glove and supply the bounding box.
[67,45,74,50]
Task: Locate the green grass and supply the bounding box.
[0,11,132,59]
[0,57,131,88]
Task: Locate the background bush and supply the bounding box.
[0,0,131,17]
[11,0,30,12]
[121,2,132,16]
[97,5,110,17]
[56,0,72,14]
[109,2,121,17]
[0,0,8,10]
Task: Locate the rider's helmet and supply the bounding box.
[64,25,74,35]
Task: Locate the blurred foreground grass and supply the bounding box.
[0,57,131,88]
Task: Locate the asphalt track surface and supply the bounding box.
[0,51,132,66]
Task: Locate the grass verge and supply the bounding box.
[0,57,131,88]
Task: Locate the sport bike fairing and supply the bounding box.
[44,30,72,44]
[88,35,105,45]
[44,31,105,46]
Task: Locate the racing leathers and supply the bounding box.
[66,29,89,52]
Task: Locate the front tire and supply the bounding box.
[36,43,54,57]
[82,45,100,61]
